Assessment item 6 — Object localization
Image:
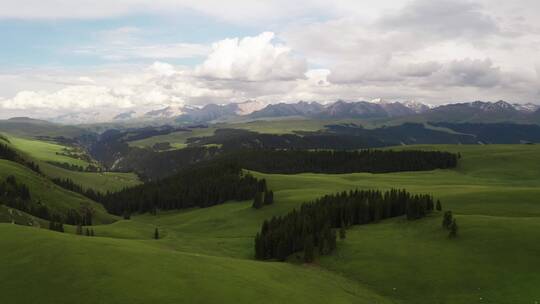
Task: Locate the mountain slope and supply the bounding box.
[0,223,390,304]
[0,159,116,224]
[0,117,89,138]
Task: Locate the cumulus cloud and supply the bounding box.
[195,32,306,81]
[444,58,501,87]
[400,61,443,77]
[2,1,540,119]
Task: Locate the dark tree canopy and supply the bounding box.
[220,149,458,174]
[100,161,267,216]
[255,189,436,261]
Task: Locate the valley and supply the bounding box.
[1,129,539,303]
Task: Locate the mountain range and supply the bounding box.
[45,99,540,125]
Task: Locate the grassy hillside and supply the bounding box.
[0,117,88,138]
[8,136,90,167]
[1,144,539,303]
[5,134,141,192]
[128,127,217,150]
[0,160,116,224]
[0,224,389,304]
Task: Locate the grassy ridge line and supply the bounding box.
[7,136,90,168]
[320,214,540,304]
[5,134,141,192]
[0,160,117,224]
[0,223,391,304]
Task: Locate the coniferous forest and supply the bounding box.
[99,161,267,215]
[221,149,458,174]
[255,189,436,261]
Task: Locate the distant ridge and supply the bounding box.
[9,99,540,125]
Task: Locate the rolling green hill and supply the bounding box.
[4,134,141,192]
[1,144,539,303]
[0,224,389,304]
[0,117,88,138]
[0,160,117,224]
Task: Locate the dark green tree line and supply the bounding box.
[255,189,436,261]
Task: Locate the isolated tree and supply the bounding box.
[90,229,95,237]
[76,225,83,235]
[86,228,90,236]
[263,190,274,205]
[339,226,346,240]
[303,236,315,263]
[252,192,264,209]
[442,211,453,229]
[154,227,159,240]
[436,200,442,211]
[449,219,458,238]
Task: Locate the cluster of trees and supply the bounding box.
[0,175,50,220]
[49,215,64,232]
[442,211,458,238]
[255,189,436,261]
[222,149,458,174]
[48,161,100,172]
[0,143,41,174]
[99,161,269,216]
[0,175,94,228]
[251,181,274,209]
[51,177,104,202]
[76,225,95,236]
[65,206,94,226]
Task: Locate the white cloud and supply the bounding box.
[2,0,540,120]
[195,32,306,81]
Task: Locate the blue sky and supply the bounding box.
[0,0,539,121]
[0,13,259,67]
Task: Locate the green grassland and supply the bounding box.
[127,118,380,150]
[1,144,540,303]
[4,134,141,192]
[128,127,217,149]
[8,135,90,167]
[0,160,116,224]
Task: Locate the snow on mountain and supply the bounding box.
[513,103,540,113]
[402,100,432,113]
[143,104,186,119]
[234,100,267,115]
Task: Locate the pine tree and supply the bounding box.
[339,226,346,240]
[449,219,458,238]
[154,227,159,240]
[86,228,90,236]
[264,190,274,205]
[252,192,264,209]
[442,211,453,229]
[303,236,315,263]
[76,225,83,235]
[436,200,442,211]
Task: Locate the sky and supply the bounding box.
[1,0,539,119]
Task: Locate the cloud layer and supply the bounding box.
[1,0,540,119]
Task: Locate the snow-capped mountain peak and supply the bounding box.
[513,102,540,113]
[144,104,186,119]
[234,100,267,115]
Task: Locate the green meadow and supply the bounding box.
[1,144,540,303]
[3,134,141,192]
[128,127,217,150]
